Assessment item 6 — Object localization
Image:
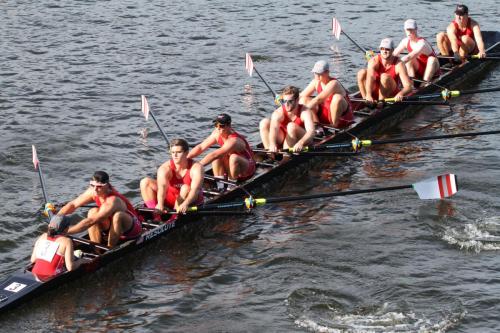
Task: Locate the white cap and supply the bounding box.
[311,60,329,74]
[379,38,394,49]
[404,19,417,30]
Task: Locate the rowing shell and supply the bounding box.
[0,31,499,315]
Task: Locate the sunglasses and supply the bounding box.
[279,98,296,105]
[380,48,392,52]
[89,181,106,189]
[215,123,227,129]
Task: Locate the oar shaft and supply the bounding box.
[341,31,367,53]
[252,67,277,99]
[264,185,412,203]
[458,87,500,95]
[36,164,51,206]
[369,129,500,145]
[148,109,170,147]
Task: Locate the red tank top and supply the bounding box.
[280,104,305,131]
[217,131,254,161]
[169,159,194,189]
[316,78,354,126]
[407,37,436,64]
[453,18,474,40]
[32,235,65,281]
[94,187,141,221]
[375,54,401,85]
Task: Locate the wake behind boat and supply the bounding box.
[0,31,498,315]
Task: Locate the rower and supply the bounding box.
[300,60,354,129]
[393,19,440,83]
[259,85,315,153]
[436,4,486,62]
[31,215,81,282]
[357,38,413,104]
[55,171,142,247]
[140,138,204,214]
[188,113,256,182]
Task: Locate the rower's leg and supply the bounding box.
[423,56,440,82]
[228,154,250,180]
[405,60,416,80]
[357,69,368,98]
[329,94,348,126]
[87,207,104,244]
[108,212,133,247]
[436,32,451,55]
[284,122,306,148]
[259,118,271,149]
[378,73,397,100]
[174,184,191,208]
[140,177,158,208]
[211,157,227,177]
[460,36,476,57]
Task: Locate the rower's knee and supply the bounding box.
[357,69,367,81]
[259,118,270,131]
[140,177,154,191]
[87,207,99,218]
[436,32,445,43]
[179,184,191,198]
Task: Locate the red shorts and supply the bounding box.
[165,186,204,209]
[120,215,142,240]
[236,158,256,182]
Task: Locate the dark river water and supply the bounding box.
[1,0,500,331]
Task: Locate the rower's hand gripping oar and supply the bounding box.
[332,17,375,61]
[183,174,458,213]
[245,53,280,104]
[141,95,170,147]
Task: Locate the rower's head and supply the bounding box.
[379,38,394,58]
[279,85,300,112]
[455,4,469,20]
[311,60,329,79]
[404,19,418,38]
[48,215,71,236]
[213,113,232,132]
[90,170,111,194]
[169,138,189,162]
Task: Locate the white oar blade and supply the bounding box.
[332,17,342,40]
[32,145,39,169]
[245,52,254,77]
[413,174,458,200]
[141,95,150,121]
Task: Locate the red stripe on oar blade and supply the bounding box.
[245,53,254,77]
[438,175,445,198]
[141,95,149,121]
[438,174,457,198]
[332,17,342,40]
[32,145,39,169]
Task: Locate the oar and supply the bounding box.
[385,86,500,102]
[141,95,171,147]
[252,148,359,157]
[332,17,374,61]
[137,207,252,216]
[437,54,500,61]
[350,98,449,106]
[298,129,500,152]
[32,146,109,252]
[183,174,458,213]
[245,53,279,101]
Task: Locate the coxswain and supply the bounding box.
[188,113,256,182]
[300,60,354,129]
[436,4,486,62]
[140,138,204,214]
[31,215,81,282]
[54,171,142,247]
[357,38,413,103]
[259,85,316,153]
[393,19,440,82]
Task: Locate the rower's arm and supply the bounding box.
[393,39,406,57]
[30,235,42,263]
[199,138,235,166]
[62,237,80,271]
[298,110,316,145]
[57,189,94,215]
[396,62,413,96]
[299,80,316,100]
[67,197,117,234]
[472,20,486,56]
[446,23,460,53]
[187,133,217,159]
[402,40,425,63]
[365,59,376,101]
[184,163,204,205]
